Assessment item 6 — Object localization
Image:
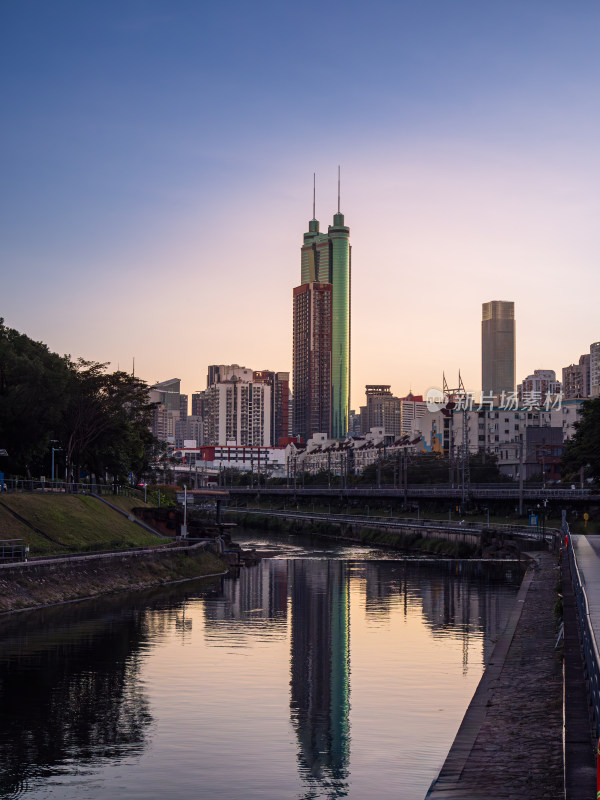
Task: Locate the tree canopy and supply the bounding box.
[0,320,159,481]
[561,398,600,485]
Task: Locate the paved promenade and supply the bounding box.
[426,553,563,799]
[563,536,596,798]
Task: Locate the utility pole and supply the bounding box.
[518,438,524,516]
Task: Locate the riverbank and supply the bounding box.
[0,544,227,613]
[426,551,563,799]
[225,510,499,558]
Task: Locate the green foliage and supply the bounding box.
[356,451,507,485]
[0,319,160,481]
[561,397,600,485]
[0,319,72,476]
[147,485,177,507]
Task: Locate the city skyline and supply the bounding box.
[2,2,600,409]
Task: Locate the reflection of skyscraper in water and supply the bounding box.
[289,560,350,797]
[203,561,288,642]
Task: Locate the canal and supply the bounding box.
[0,531,522,799]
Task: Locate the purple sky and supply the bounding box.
[2,0,599,407]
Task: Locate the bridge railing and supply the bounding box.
[569,530,600,736]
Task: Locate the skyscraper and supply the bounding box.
[293,282,332,441]
[481,301,515,398]
[293,174,351,441]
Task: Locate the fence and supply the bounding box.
[0,478,143,499]
[568,527,600,736]
[0,540,28,562]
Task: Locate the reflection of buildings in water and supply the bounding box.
[203,560,288,641]
[419,570,514,665]
[363,561,405,618]
[0,599,153,797]
[289,560,350,798]
[362,562,518,667]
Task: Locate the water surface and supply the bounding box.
[0,536,521,799]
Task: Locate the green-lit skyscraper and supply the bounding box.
[293,174,351,441]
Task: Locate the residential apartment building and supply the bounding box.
[149,378,182,443]
[204,379,271,447]
[562,354,591,399]
[361,386,426,436]
[517,370,561,404]
[206,364,253,387]
[415,399,584,481]
[591,342,600,397]
[253,370,290,446]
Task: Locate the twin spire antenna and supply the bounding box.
[311,167,342,218]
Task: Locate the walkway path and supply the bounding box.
[426,553,563,799]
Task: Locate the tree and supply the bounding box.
[561,398,600,485]
[0,321,159,482]
[63,361,159,483]
[0,319,72,476]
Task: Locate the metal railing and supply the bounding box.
[0,539,28,562]
[0,479,142,497]
[227,484,594,499]
[226,507,559,544]
[569,529,600,736]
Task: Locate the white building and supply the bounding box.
[415,399,584,481]
[205,378,271,447]
[517,370,561,404]
[285,427,420,476]
[399,394,428,436]
[172,444,287,477]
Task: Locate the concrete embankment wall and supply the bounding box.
[426,552,563,799]
[224,511,483,557]
[0,545,227,614]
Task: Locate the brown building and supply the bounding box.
[562,354,591,399]
[361,386,401,435]
[292,282,332,442]
[253,370,290,446]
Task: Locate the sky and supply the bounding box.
[2,0,599,410]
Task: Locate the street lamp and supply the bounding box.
[50,441,62,482]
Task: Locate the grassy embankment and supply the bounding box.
[0,494,229,612]
[0,494,161,555]
[224,511,478,557]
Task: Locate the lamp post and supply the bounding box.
[50,441,62,482]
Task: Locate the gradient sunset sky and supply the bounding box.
[2,0,599,409]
